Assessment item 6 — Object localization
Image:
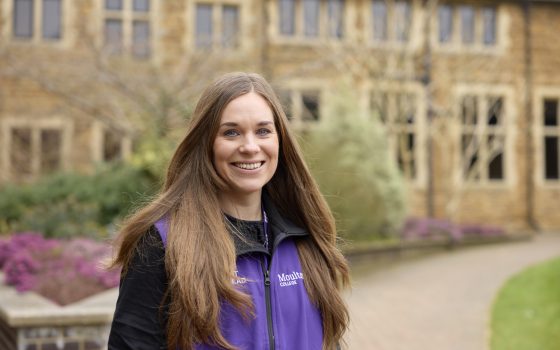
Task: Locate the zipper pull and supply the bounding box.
[264,269,271,286]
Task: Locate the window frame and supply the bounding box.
[453,84,515,188]
[432,3,507,54]
[534,87,560,187]
[3,0,72,46]
[365,0,422,51]
[0,117,72,182]
[366,80,427,187]
[101,0,156,59]
[187,0,245,52]
[269,0,350,44]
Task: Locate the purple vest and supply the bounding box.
[154,218,324,350]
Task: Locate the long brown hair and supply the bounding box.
[112,72,350,350]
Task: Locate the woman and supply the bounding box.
[108,72,349,350]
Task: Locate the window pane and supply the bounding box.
[133,0,150,12]
[394,1,411,42]
[10,128,32,176]
[482,7,497,45]
[544,99,558,126]
[302,91,320,121]
[40,129,61,173]
[104,19,123,54]
[222,5,239,48]
[132,20,150,58]
[397,133,415,178]
[438,5,453,43]
[328,0,344,38]
[42,0,61,39]
[396,93,415,124]
[545,136,559,179]
[279,0,295,35]
[462,134,479,180]
[462,95,478,125]
[488,152,503,180]
[196,4,213,48]
[487,96,503,125]
[103,130,122,162]
[460,5,474,44]
[105,0,122,10]
[372,0,387,41]
[303,0,320,37]
[14,0,34,38]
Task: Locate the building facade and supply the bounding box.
[1,0,559,231]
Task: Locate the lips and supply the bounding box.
[232,161,264,170]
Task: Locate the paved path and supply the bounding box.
[345,233,560,350]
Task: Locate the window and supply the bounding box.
[370,87,423,180]
[277,0,345,40]
[12,0,63,41]
[543,99,559,180]
[279,89,321,123]
[194,2,240,50]
[327,0,344,39]
[482,6,496,45]
[459,5,475,44]
[103,129,124,162]
[6,124,64,179]
[394,1,411,42]
[435,4,500,49]
[303,0,320,37]
[372,0,387,41]
[460,94,506,182]
[104,0,152,58]
[369,0,413,44]
[438,4,452,43]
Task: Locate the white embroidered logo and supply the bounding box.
[232,270,248,285]
[277,271,304,287]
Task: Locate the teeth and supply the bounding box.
[235,162,262,170]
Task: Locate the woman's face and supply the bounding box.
[212,92,279,201]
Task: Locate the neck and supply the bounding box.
[218,191,262,221]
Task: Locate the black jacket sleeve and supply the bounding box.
[108,227,168,350]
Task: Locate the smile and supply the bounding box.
[232,162,264,170]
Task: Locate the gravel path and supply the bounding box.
[345,233,560,350]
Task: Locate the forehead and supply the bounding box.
[220,92,274,123]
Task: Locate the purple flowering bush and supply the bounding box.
[401,217,505,242]
[0,233,120,305]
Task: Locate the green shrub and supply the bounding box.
[0,163,158,238]
[303,85,407,241]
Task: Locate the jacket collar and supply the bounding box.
[232,192,308,257]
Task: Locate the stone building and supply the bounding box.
[0,0,559,232]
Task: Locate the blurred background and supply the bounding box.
[0,0,559,349]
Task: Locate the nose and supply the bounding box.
[239,135,260,154]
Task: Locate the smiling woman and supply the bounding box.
[108,72,350,350]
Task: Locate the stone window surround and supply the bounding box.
[185,0,250,52]
[362,0,424,52]
[0,116,73,182]
[364,80,427,188]
[267,0,357,45]
[95,0,162,62]
[90,120,132,164]
[533,87,560,187]
[431,3,510,55]
[453,84,516,188]
[1,0,74,47]
[276,78,326,127]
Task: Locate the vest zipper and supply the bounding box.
[261,258,275,350]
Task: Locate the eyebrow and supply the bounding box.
[219,121,274,127]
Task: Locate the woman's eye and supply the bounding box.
[224,129,240,137]
[256,128,272,136]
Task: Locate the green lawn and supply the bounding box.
[490,256,560,350]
